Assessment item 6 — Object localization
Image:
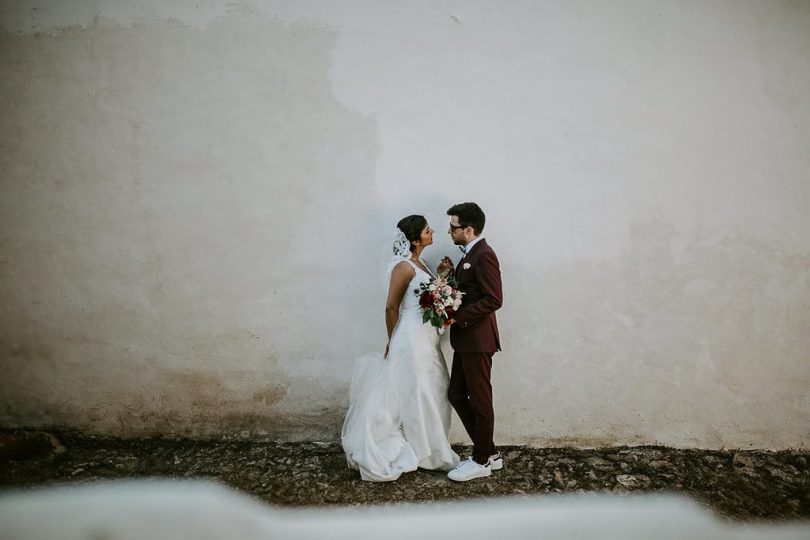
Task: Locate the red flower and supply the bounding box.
[419,291,433,309]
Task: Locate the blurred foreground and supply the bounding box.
[2,480,809,540]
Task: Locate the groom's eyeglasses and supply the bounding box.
[449,223,467,231]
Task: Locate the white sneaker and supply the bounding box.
[488,452,503,471]
[447,457,492,482]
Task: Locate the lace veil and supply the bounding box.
[386,228,413,281]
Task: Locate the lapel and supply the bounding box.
[456,239,486,281]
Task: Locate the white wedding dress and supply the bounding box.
[341,258,460,481]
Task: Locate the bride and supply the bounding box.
[341,215,460,481]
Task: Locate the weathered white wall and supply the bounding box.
[1,0,808,448]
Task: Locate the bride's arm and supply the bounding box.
[384,262,415,357]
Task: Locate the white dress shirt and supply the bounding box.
[462,236,484,256]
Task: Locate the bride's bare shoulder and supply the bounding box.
[392,260,416,276]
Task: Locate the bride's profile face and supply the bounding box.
[419,224,434,248]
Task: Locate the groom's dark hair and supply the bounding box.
[447,202,485,235]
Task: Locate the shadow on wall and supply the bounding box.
[0,6,379,439]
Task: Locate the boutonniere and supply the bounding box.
[463,263,471,270]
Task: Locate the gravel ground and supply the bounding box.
[1,430,808,523]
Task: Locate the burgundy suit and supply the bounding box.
[448,238,503,464]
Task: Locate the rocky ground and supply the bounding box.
[1,430,808,523]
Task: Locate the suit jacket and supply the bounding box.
[450,238,503,353]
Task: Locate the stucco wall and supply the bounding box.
[1,1,808,448]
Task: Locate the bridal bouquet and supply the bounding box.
[416,275,464,335]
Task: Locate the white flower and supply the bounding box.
[463,263,471,270]
[429,284,436,291]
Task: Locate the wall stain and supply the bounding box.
[1,5,378,442]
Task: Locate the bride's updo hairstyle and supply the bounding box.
[397,215,427,253]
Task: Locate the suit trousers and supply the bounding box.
[448,351,496,464]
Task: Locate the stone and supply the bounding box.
[732,453,755,468]
[615,474,651,489]
[767,467,797,484]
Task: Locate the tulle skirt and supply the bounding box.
[341,316,459,481]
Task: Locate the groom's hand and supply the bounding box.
[437,256,454,276]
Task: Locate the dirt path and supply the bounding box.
[1,431,807,522]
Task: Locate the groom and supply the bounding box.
[440,202,503,482]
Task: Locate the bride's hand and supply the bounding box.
[437,256,454,276]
